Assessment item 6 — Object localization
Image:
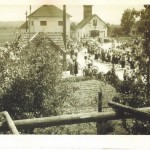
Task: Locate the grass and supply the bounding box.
[61,79,116,114]
[0,29,16,46]
[34,78,127,134]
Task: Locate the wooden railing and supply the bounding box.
[2,111,19,134]
[1,101,150,134]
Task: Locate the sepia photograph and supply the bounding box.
[0,0,150,143]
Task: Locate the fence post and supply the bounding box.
[3,111,19,134]
[96,89,107,134]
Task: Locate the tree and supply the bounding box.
[0,33,72,120]
[109,24,123,37]
[112,6,150,135]
[121,9,140,35]
[141,5,150,99]
[135,5,150,99]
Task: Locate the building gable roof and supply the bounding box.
[28,5,71,18]
[20,22,28,29]
[76,14,107,29]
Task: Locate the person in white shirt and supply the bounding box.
[87,55,93,68]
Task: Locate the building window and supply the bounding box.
[93,19,97,26]
[31,21,34,26]
[40,21,47,26]
[58,21,63,26]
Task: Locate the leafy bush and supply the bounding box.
[95,63,150,134]
[112,77,149,134]
[101,68,121,91]
[0,33,71,121]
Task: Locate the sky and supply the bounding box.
[0,0,148,24]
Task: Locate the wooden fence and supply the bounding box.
[1,100,150,134]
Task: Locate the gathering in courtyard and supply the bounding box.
[0,2,150,136]
[65,36,147,85]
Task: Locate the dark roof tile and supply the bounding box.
[76,15,94,29]
[20,21,28,29]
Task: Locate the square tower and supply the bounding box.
[83,5,93,19]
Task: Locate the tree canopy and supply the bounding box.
[121,8,140,35]
[0,33,71,120]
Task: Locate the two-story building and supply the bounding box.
[76,5,107,40]
[20,5,71,37]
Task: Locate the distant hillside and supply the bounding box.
[0,21,24,27]
[0,21,24,44]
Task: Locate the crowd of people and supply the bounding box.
[67,38,95,76]
[66,37,148,85]
[66,39,81,76]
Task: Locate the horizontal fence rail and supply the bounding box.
[108,101,150,120]
[0,107,150,131]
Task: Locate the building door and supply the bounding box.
[90,30,99,37]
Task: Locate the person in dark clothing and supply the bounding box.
[107,52,111,63]
[69,58,74,75]
[123,69,128,81]
[130,59,135,69]
[94,50,99,61]
[70,48,74,58]
[74,60,78,76]
[120,57,125,69]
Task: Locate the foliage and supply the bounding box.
[111,80,150,134]
[0,33,72,122]
[108,24,123,37]
[141,6,150,55]
[103,11,150,134]
[121,9,140,35]
[112,76,149,134]
[104,68,121,90]
[33,78,117,134]
[137,6,150,36]
[95,61,150,134]
[138,5,150,97]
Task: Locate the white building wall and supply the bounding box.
[76,15,107,39]
[76,29,81,40]
[28,16,70,36]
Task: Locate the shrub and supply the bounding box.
[0,33,71,121]
[112,78,149,134]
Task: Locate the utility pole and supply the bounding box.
[29,5,31,38]
[25,11,28,32]
[63,5,66,49]
[63,5,67,70]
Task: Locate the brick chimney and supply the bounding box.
[83,5,92,19]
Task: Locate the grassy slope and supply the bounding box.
[34,79,127,134]
[61,80,115,114]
